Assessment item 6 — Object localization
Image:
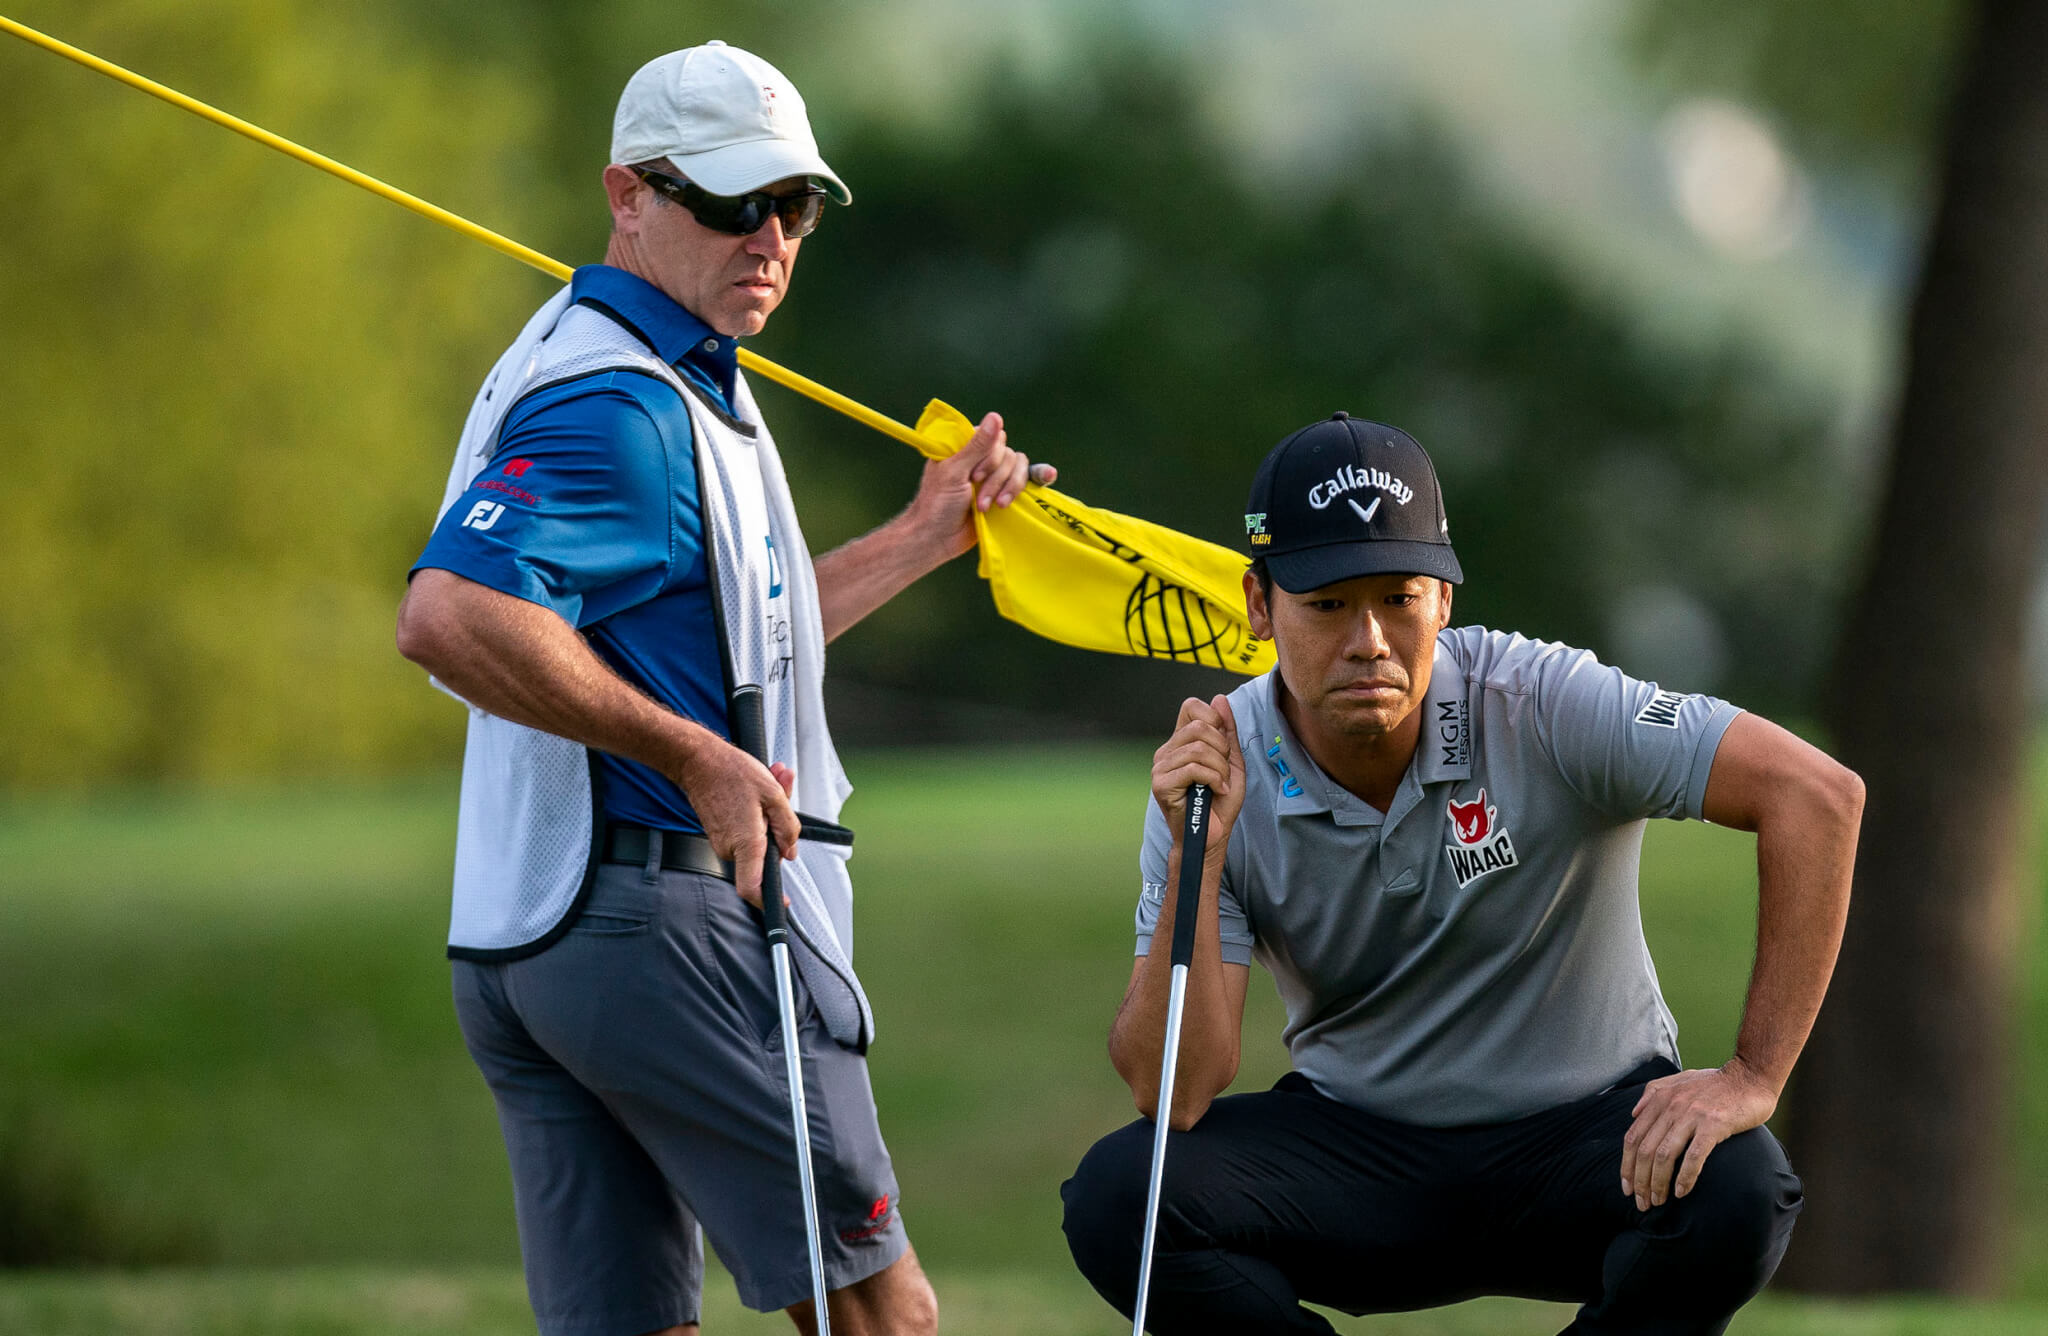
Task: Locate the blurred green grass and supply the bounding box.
[0,744,2043,1326]
[3,1268,2046,1335]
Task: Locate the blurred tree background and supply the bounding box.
[0,0,1845,785]
[5,0,2046,1323]
[1639,0,2048,1295]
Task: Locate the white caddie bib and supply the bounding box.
[718,431,797,769]
[431,290,871,1048]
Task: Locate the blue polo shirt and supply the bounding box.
[414,265,743,834]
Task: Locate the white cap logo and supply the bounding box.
[611,43,850,203]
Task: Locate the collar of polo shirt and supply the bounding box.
[1255,633,1473,827]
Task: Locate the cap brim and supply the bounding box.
[668,137,851,204]
[1265,539,1463,592]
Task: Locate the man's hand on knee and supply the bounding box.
[1620,1059,1778,1211]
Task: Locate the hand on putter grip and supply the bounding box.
[1619,1059,1778,1210]
[677,741,798,909]
[908,411,1057,562]
[1152,695,1246,842]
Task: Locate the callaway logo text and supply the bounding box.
[1307,464,1413,511]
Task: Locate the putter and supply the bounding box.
[1131,781,1212,1336]
[729,685,833,1336]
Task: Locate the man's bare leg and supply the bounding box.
[786,1247,937,1336]
[639,1326,699,1335]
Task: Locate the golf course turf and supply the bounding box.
[2,744,2042,1330]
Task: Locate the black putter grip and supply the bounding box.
[1169,783,1211,969]
[726,686,787,942]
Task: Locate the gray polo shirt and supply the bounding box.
[1135,625,1741,1127]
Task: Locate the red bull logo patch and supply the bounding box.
[1445,788,1518,888]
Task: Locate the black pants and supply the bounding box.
[1061,1063,1802,1335]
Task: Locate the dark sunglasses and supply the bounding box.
[632,166,828,239]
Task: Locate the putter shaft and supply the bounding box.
[772,938,832,1336]
[1131,782,1212,1335]
[1131,962,1190,1335]
[728,685,833,1335]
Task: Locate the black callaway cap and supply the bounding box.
[1244,412,1462,592]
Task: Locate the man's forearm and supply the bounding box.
[815,513,959,643]
[1109,843,1242,1128]
[397,569,717,778]
[1731,772,1863,1094]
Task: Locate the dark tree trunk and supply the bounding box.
[1780,0,2048,1296]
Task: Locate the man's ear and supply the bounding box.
[1437,579,1454,631]
[602,163,649,235]
[1245,569,1274,639]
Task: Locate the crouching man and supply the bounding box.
[1061,414,1862,1334]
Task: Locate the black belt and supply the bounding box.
[602,825,732,881]
[601,817,854,884]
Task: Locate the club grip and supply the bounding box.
[1169,783,1211,969]
[727,685,787,941]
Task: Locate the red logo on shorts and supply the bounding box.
[839,1193,894,1244]
[1447,790,1495,845]
[502,458,533,477]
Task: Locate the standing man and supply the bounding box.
[395,42,1048,1336]
[1061,415,1861,1334]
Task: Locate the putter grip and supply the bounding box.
[1169,783,1211,969]
[726,685,787,942]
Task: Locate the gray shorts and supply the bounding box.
[453,861,906,1334]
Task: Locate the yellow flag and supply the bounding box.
[912,402,1276,676]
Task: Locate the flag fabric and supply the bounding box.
[911,401,1276,676]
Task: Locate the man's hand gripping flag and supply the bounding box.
[912,403,1273,673]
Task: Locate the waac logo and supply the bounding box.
[1444,788,1519,888]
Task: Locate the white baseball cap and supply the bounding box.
[610,41,850,204]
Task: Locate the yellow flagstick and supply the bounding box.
[0,12,931,453]
[4,12,1275,676]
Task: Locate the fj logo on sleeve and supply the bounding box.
[1445,788,1519,888]
[461,500,506,531]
